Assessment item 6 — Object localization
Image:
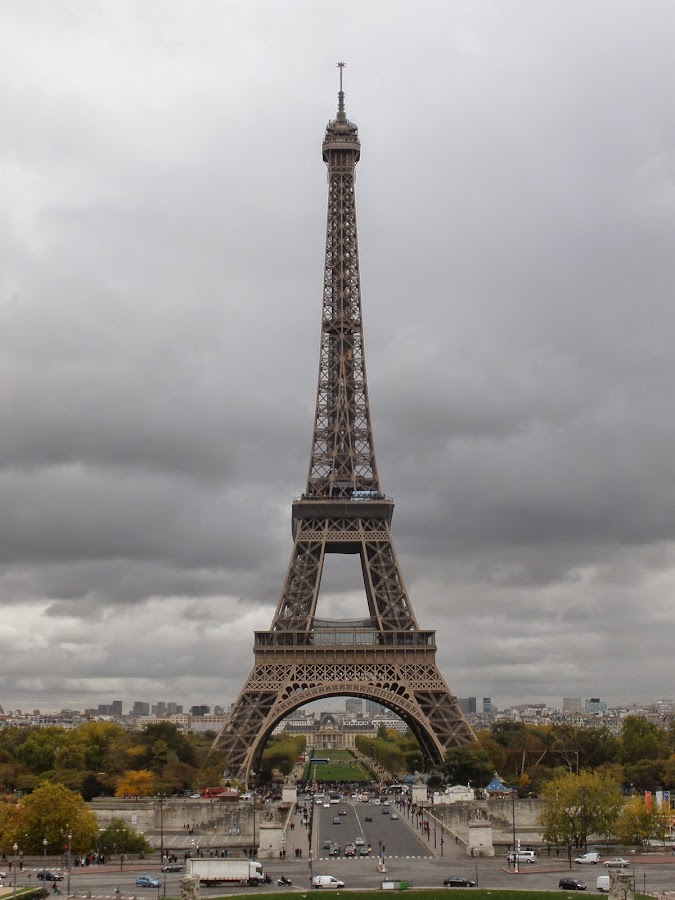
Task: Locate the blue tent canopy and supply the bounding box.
[485,777,510,793]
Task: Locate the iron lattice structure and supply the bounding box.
[215,70,475,783]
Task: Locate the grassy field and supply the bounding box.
[196,892,652,900]
[303,750,371,783]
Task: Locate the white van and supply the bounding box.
[596,876,610,892]
[507,850,537,864]
[312,875,345,889]
[576,852,602,864]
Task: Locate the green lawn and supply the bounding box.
[303,750,371,783]
[190,892,653,900]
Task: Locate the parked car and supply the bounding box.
[312,875,345,889]
[37,872,65,882]
[559,878,587,890]
[136,876,161,888]
[575,852,601,865]
[443,876,476,887]
[603,858,628,868]
[161,863,183,873]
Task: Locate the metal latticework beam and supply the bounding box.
[213,73,476,784]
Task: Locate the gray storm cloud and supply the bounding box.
[1,0,674,712]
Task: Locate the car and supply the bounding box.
[136,876,161,888]
[443,877,476,887]
[161,864,182,873]
[382,807,389,814]
[603,858,629,868]
[382,800,390,806]
[37,872,65,882]
[190,793,201,798]
[390,813,399,820]
[338,808,347,815]
[344,844,356,857]
[364,816,372,822]
[323,839,333,849]
[312,875,345,889]
[329,845,341,856]
[575,852,601,865]
[354,836,365,846]
[559,878,587,890]
[332,816,341,824]
[508,850,537,864]
[359,847,370,856]
[323,802,331,808]
[372,799,381,805]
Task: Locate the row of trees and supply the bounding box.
[0,782,151,856]
[355,724,424,775]
[539,769,672,848]
[442,717,675,794]
[0,721,227,799]
[259,736,306,780]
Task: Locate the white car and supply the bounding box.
[575,852,601,864]
[354,837,365,846]
[603,857,629,868]
[312,875,345,889]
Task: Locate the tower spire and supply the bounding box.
[337,60,346,121]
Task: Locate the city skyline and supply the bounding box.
[1,2,674,711]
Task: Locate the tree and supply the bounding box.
[97,818,151,856]
[443,746,494,788]
[4,782,99,854]
[615,795,668,846]
[538,770,623,850]
[115,770,157,798]
[621,716,670,765]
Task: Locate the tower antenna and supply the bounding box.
[337,60,346,120]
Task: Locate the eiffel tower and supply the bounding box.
[215,66,475,783]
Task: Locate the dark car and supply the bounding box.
[161,863,183,873]
[365,816,372,822]
[443,877,476,887]
[38,872,65,882]
[559,878,587,890]
[332,816,341,824]
[329,845,341,856]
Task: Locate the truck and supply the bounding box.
[186,858,269,886]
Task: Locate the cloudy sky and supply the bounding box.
[1,1,674,715]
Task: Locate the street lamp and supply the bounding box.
[12,843,18,900]
[67,833,72,896]
[43,839,48,891]
[511,791,519,873]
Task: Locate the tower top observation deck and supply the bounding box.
[323,62,360,160]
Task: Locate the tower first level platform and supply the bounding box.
[221,627,473,782]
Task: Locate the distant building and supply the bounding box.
[585,698,607,713]
[112,700,123,717]
[563,697,582,714]
[482,697,494,717]
[459,697,477,715]
[345,698,363,716]
[132,701,150,715]
[365,700,385,715]
[190,705,211,716]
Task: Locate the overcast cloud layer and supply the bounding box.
[1,1,674,714]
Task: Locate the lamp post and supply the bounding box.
[12,843,18,900]
[67,833,72,896]
[511,791,519,873]
[43,839,48,890]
